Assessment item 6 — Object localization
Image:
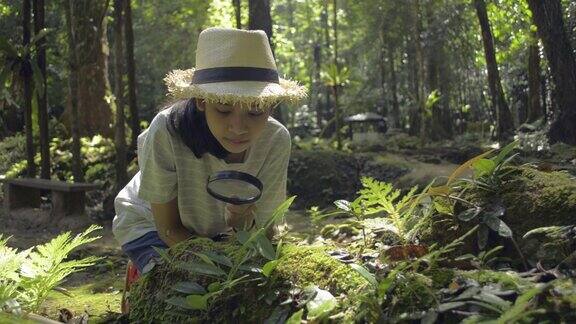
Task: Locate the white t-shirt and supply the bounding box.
[112,106,291,245]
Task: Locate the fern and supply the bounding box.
[356,177,422,242]
[0,225,103,314]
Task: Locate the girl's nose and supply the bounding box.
[228,112,248,135]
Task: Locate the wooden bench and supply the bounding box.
[1,178,100,218]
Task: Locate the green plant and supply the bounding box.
[0,225,102,315]
[455,245,506,270]
[156,197,295,312]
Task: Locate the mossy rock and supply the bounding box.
[128,238,369,323]
[500,167,576,237]
[521,226,576,268]
[421,166,576,263]
[288,150,409,208]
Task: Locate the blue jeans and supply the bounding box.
[121,231,169,273]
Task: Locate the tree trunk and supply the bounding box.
[33,0,50,180]
[313,43,323,130]
[63,0,113,137]
[528,0,576,145]
[114,0,128,192]
[388,43,400,129]
[332,0,341,150]
[321,0,332,135]
[22,0,35,178]
[248,0,284,125]
[474,0,514,141]
[413,0,426,143]
[379,29,387,118]
[124,0,139,156]
[526,34,543,123]
[233,0,242,29]
[64,0,84,182]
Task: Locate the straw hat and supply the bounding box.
[164,27,307,109]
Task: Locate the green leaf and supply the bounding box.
[437,301,466,312]
[262,196,296,231]
[256,233,276,260]
[477,225,489,250]
[334,199,351,212]
[305,286,338,319]
[484,215,512,237]
[473,292,511,311]
[433,200,453,215]
[186,294,208,310]
[207,282,222,293]
[472,159,496,177]
[275,239,283,259]
[203,252,232,268]
[455,254,476,261]
[172,281,206,295]
[152,246,171,263]
[236,230,251,245]
[165,296,196,310]
[262,260,280,277]
[174,261,227,277]
[457,207,482,221]
[193,252,215,266]
[285,309,304,324]
[493,140,518,166]
[378,274,395,297]
[349,263,377,286]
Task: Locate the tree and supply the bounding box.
[64,0,85,182]
[249,0,284,124]
[63,1,113,137]
[22,0,35,177]
[527,0,576,145]
[474,0,514,140]
[33,0,50,180]
[526,29,543,123]
[124,0,139,154]
[233,0,242,29]
[114,0,128,192]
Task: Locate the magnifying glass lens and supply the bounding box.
[206,171,263,205]
[207,179,260,200]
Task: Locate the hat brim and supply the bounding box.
[164,68,307,108]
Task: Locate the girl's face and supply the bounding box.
[196,99,272,154]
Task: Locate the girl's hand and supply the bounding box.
[225,203,256,231]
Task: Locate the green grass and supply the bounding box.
[40,273,124,322]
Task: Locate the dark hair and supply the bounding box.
[167,99,229,159]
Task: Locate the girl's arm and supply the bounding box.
[151,196,194,247]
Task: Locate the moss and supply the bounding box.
[41,276,123,321]
[388,272,436,317]
[129,239,369,323]
[320,221,362,240]
[501,167,576,237]
[456,270,531,291]
[425,268,456,289]
[288,150,409,208]
[421,166,576,264]
[275,245,368,294]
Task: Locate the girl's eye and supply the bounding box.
[249,111,264,117]
[217,109,231,115]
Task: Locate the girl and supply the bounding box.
[112,27,306,279]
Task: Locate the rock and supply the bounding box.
[420,166,576,266]
[521,226,576,268]
[128,238,369,323]
[288,150,409,209]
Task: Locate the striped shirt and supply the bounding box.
[112,106,290,245]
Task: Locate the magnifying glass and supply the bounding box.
[206,171,263,205]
